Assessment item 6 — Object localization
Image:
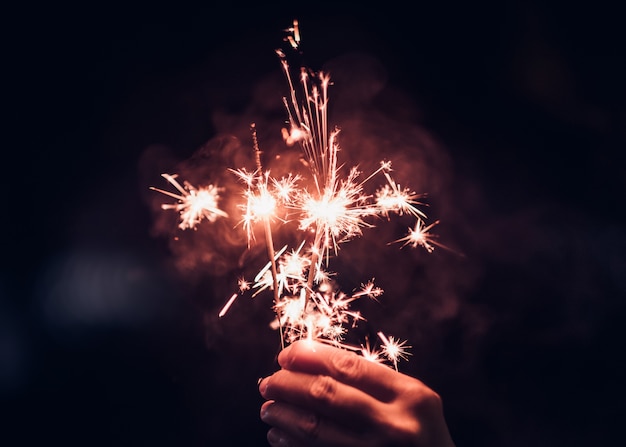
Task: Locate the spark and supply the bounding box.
[298,165,379,257]
[377,331,412,371]
[272,173,300,203]
[238,277,251,292]
[252,245,288,297]
[218,277,253,318]
[275,242,311,295]
[150,173,228,230]
[352,279,384,300]
[254,245,288,283]
[281,126,309,146]
[219,293,239,318]
[284,19,301,49]
[376,171,427,219]
[394,219,442,252]
[360,338,385,364]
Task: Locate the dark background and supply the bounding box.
[4,1,625,446]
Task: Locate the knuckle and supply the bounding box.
[395,421,421,441]
[309,375,337,404]
[299,411,321,439]
[420,388,442,412]
[376,408,420,442]
[373,384,445,444]
[330,350,363,382]
[405,381,441,410]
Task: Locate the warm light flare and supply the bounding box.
[378,331,412,371]
[394,219,442,252]
[150,173,228,230]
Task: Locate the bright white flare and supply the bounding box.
[150,173,228,230]
[394,219,442,252]
[378,331,412,371]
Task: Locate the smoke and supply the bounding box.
[142,137,253,277]
[37,250,169,331]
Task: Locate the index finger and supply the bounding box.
[277,340,414,401]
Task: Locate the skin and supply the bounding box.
[258,340,456,447]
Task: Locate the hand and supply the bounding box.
[258,340,455,447]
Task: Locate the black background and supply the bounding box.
[4,1,625,446]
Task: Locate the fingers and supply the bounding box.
[259,341,456,447]
[277,340,414,401]
[259,369,383,429]
[261,400,377,447]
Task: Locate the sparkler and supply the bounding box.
[393,219,443,252]
[150,20,444,369]
[150,173,228,230]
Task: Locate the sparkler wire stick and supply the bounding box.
[251,123,285,349]
[306,225,324,296]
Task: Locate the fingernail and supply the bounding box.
[260,401,272,421]
[258,377,269,397]
[267,428,285,446]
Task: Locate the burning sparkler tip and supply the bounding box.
[150,173,228,230]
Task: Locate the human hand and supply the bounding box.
[258,340,455,447]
